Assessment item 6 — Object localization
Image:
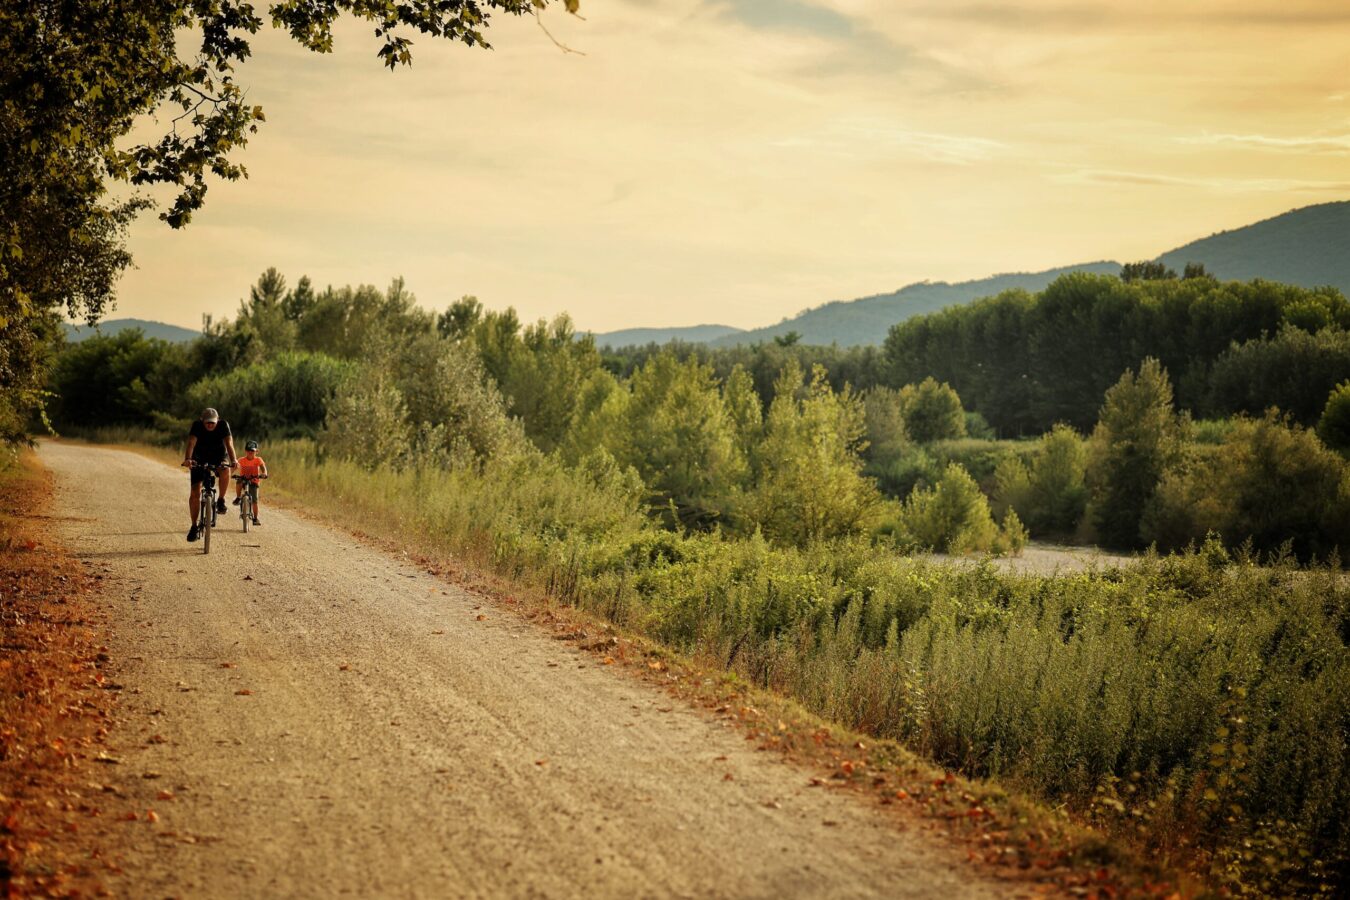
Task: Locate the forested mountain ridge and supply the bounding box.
[588,324,744,346]
[708,262,1123,348]
[596,201,1350,348]
[1156,201,1350,292]
[64,318,200,344]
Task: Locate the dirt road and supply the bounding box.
[39,442,1002,899]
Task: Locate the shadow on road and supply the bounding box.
[79,547,201,559]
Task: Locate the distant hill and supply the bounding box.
[590,324,744,348]
[1155,201,1350,294]
[709,263,1122,348]
[64,318,199,344]
[621,201,1350,349]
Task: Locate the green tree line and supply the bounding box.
[881,272,1350,434]
[50,268,1350,562]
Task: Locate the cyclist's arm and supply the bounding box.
[223,434,238,467]
[260,462,269,478]
[183,434,196,464]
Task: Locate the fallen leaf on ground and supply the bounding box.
[219,662,236,669]
[235,689,253,696]
[156,790,175,801]
[146,810,159,823]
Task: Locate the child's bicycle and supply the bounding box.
[232,473,267,532]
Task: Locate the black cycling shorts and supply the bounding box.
[189,462,226,486]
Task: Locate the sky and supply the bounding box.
[111,0,1350,333]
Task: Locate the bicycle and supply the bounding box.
[184,461,232,554]
[232,473,267,532]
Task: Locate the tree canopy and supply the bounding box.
[0,0,577,443]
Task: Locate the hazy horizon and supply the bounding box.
[109,0,1350,332]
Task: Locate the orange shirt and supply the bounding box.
[238,455,266,477]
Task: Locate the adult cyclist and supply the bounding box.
[181,407,238,542]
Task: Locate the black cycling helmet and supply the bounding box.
[245,440,259,451]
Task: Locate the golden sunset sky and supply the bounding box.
[113,0,1350,332]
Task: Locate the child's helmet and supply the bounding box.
[245,440,259,451]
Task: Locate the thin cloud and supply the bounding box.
[712,0,856,37]
[710,0,987,93]
[773,119,1008,165]
[1061,168,1350,193]
[904,2,1350,30]
[1179,132,1350,154]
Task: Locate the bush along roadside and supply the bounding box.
[256,439,1347,895]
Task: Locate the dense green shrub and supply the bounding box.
[1190,418,1236,445]
[321,338,521,468]
[48,330,193,431]
[184,351,354,439]
[320,377,413,469]
[746,361,883,545]
[1087,359,1187,548]
[297,278,434,360]
[1206,326,1350,424]
[896,377,966,443]
[861,387,909,462]
[994,424,1088,537]
[1319,381,1350,455]
[898,463,1022,555]
[451,305,603,452]
[616,352,746,528]
[1142,413,1350,561]
[868,446,942,498]
[924,437,1031,486]
[963,410,996,440]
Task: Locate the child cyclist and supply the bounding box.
[233,440,269,525]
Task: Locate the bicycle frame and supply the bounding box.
[187,460,231,554]
[233,474,261,532]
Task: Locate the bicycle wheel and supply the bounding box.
[202,510,212,554]
[241,493,250,532]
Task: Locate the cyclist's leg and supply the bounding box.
[215,466,230,508]
[189,475,202,526]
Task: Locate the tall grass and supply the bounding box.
[267,440,1347,891]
